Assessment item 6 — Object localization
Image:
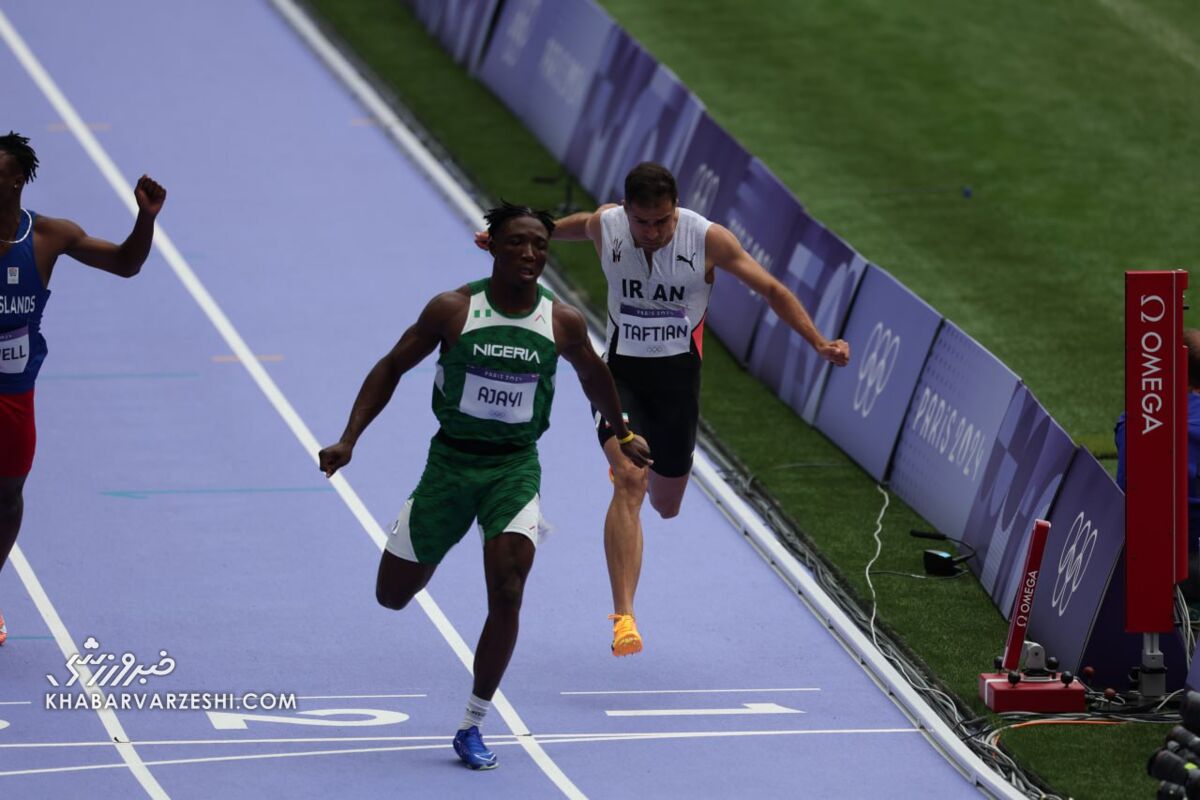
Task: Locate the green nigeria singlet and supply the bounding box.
[432,279,557,446]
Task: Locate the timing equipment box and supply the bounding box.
[978,674,1086,713]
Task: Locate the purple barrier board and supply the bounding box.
[435,0,504,73]
[1026,450,1118,678]
[1028,450,1187,690]
[813,265,942,481]
[1187,637,1200,692]
[965,386,1076,615]
[889,323,1020,540]
[705,159,803,363]
[563,27,704,203]
[677,116,756,360]
[407,0,440,30]
[746,213,867,422]
[476,0,614,161]
[1088,558,1189,692]
[675,113,753,225]
[405,0,501,72]
[704,270,763,365]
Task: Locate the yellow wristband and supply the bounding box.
[617,430,636,445]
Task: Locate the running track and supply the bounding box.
[0,2,984,797]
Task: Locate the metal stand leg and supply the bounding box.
[1138,632,1167,699]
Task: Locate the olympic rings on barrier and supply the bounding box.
[853,322,900,419]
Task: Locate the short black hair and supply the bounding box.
[484,201,555,239]
[0,132,38,183]
[624,162,677,207]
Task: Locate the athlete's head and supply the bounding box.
[0,132,39,198]
[623,162,678,253]
[484,202,555,286]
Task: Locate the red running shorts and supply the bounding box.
[0,389,35,477]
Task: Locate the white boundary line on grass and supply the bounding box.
[263,3,1028,798]
[0,6,582,799]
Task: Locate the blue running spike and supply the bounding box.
[453,726,498,770]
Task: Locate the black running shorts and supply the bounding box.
[593,352,701,478]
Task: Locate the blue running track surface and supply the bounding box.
[0,2,983,797]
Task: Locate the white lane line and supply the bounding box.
[4,547,168,799]
[0,726,921,777]
[0,701,33,706]
[562,688,819,696]
[295,694,427,700]
[605,702,803,718]
[0,735,473,749]
[1,724,920,750]
[690,453,1026,800]
[268,0,483,228]
[0,743,453,778]
[2,4,580,799]
[246,1,1018,798]
[0,14,177,799]
[536,727,917,743]
[267,1,585,798]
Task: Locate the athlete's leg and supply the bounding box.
[0,474,25,574]
[647,471,690,519]
[375,550,437,610]
[378,440,479,609]
[644,372,699,520]
[472,532,535,700]
[0,390,35,576]
[603,435,648,617]
[454,464,538,770]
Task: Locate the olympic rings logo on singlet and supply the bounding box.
[0,326,30,374]
[617,304,690,358]
[459,366,539,424]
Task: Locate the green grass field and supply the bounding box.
[304,1,1200,795]
[599,0,1200,450]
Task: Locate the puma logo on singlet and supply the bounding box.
[675,252,696,270]
[612,239,623,263]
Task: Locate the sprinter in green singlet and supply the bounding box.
[318,202,650,771]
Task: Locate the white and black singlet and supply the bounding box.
[593,205,712,477]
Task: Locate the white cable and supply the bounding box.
[860,486,986,763]
[1176,586,1194,668]
[864,484,891,650]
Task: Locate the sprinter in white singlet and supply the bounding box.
[477,163,850,656]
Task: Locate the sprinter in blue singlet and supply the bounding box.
[0,131,167,646]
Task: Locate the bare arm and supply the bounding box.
[54,175,167,278]
[552,204,616,243]
[554,301,652,467]
[474,204,616,257]
[706,223,850,366]
[318,291,464,476]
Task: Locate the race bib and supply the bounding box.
[0,326,29,374]
[617,304,690,358]
[460,366,538,424]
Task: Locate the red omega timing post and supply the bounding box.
[1125,270,1188,699]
